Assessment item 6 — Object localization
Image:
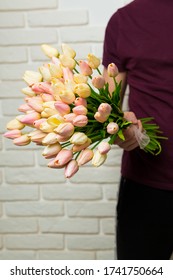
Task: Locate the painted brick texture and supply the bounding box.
[0,0,128,260]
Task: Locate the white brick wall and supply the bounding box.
[0,0,129,260]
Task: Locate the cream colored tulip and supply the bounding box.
[23,71,42,86]
[41,44,59,58]
[61,43,76,58]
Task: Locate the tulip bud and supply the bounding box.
[73,115,88,127]
[107,63,119,77]
[54,149,73,167]
[107,122,119,134]
[54,122,74,137]
[39,121,55,133]
[98,103,112,116]
[65,159,79,178]
[70,132,88,145]
[32,82,54,95]
[78,60,93,76]
[4,129,22,139]
[72,138,92,152]
[61,43,76,58]
[41,93,55,102]
[33,118,47,129]
[41,44,59,58]
[27,98,43,113]
[62,67,74,81]
[19,112,41,126]
[42,132,59,145]
[94,111,107,123]
[23,71,42,86]
[73,105,87,115]
[13,134,31,146]
[59,89,76,104]
[98,142,111,154]
[77,149,94,166]
[73,73,88,84]
[92,75,105,89]
[48,63,63,78]
[47,114,64,126]
[55,134,71,143]
[18,103,32,113]
[6,118,25,130]
[87,53,100,69]
[28,130,47,144]
[74,83,91,98]
[54,100,71,116]
[74,97,87,107]
[63,113,77,123]
[42,143,62,159]
[39,66,52,82]
[92,150,107,167]
[21,87,36,97]
[59,54,76,70]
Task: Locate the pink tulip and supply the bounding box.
[72,138,91,152]
[63,113,77,123]
[92,75,105,89]
[51,56,60,65]
[18,103,32,113]
[20,112,41,126]
[73,115,88,127]
[62,67,74,81]
[65,159,79,178]
[54,149,73,167]
[73,105,88,115]
[55,134,71,143]
[74,97,87,107]
[42,143,62,159]
[107,63,119,77]
[79,60,93,76]
[54,122,74,137]
[32,82,54,95]
[54,100,71,115]
[27,98,43,113]
[47,158,62,169]
[98,103,112,116]
[94,111,107,123]
[13,134,31,146]
[77,149,94,166]
[4,129,22,139]
[107,122,119,134]
[98,142,111,154]
[41,93,55,102]
[33,118,47,129]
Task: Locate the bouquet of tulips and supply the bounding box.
[4,44,165,178]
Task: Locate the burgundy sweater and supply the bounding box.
[103,0,173,190]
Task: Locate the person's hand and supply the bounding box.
[114,111,142,151]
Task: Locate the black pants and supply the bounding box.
[116,177,173,260]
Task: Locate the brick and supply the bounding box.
[101,218,115,234]
[0,151,34,167]
[4,137,42,151]
[105,148,123,166]
[0,185,39,201]
[0,135,2,150]
[0,63,41,80]
[67,235,114,250]
[0,29,57,46]
[38,251,95,260]
[67,202,115,217]
[0,251,36,260]
[5,202,64,217]
[0,12,24,28]
[0,170,3,184]
[0,236,2,248]
[0,204,2,216]
[0,81,26,98]
[39,218,98,233]
[61,26,104,43]
[96,250,115,260]
[5,167,65,184]
[70,166,120,183]
[0,0,58,11]
[92,43,104,59]
[5,234,63,250]
[0,47,27,63]
[0,218,38,233]
[42,184,102,200]
[28,10,88,27]
[104,184,119,200]
[2,98,26,116]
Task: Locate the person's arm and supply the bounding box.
[103,67,142,151]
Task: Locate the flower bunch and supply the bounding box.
[4,44,165,178]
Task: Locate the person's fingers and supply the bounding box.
[124,111,138,124]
